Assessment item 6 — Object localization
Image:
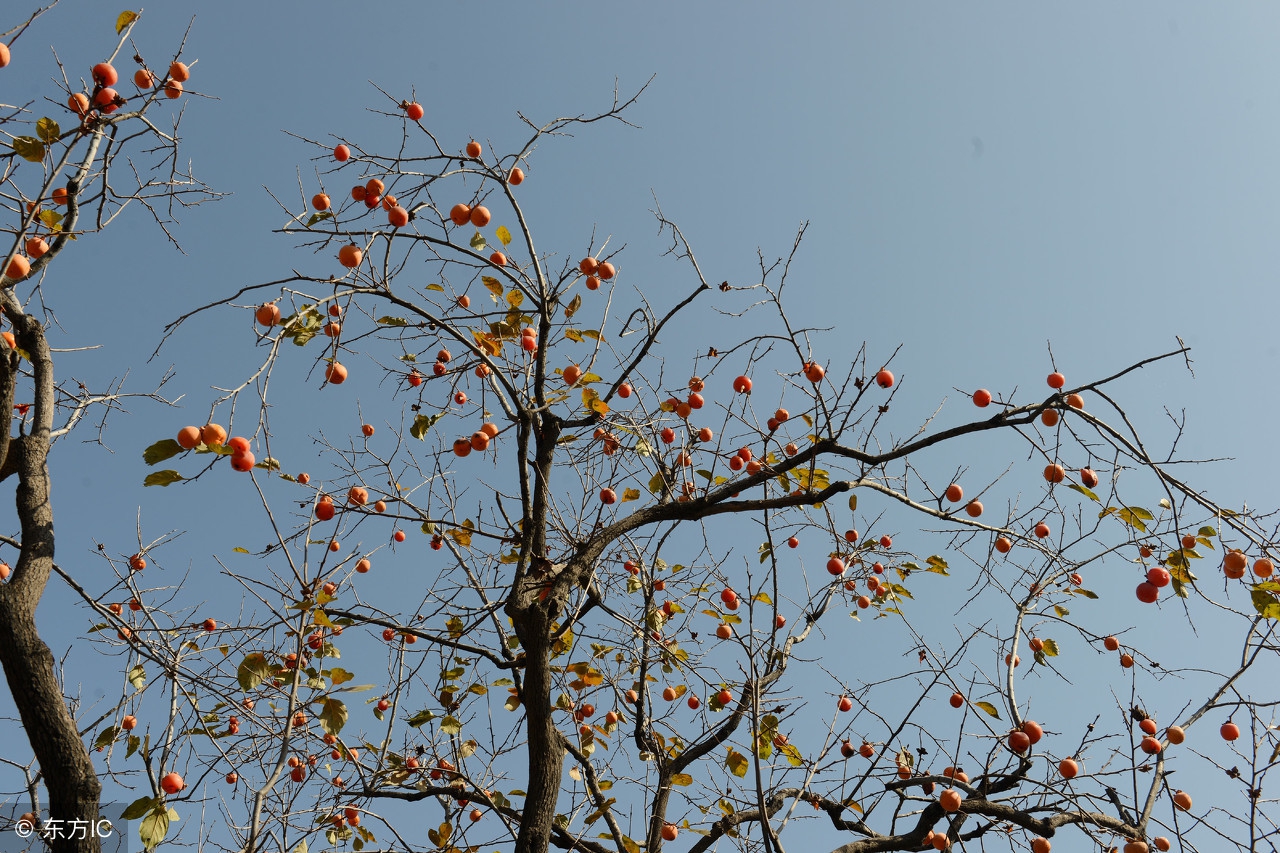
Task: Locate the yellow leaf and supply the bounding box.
[496,225,513,246]
[726,748,749,778]
[482,276,504,301]
[116,10,139,34]
[622,488,640,502]
[506,289,525,309]
[565,293,582,319]
[425,283,445,292]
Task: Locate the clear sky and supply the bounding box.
[3,1,1279,848]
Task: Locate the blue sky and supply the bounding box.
[4,1,1279,849]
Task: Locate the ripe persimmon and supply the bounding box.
[449,204,471,226]
[1007,730,1031,753]
[325,363,348,385]
[387,206,409,227]
[803,362,825,383]
[92,62,119,86]
[995,536,1012,553]
[405,102,424,121]
[338,245,362,268]
[201,423,227,447]
[334,144,350,161]
[68,92,91,115]
[875,369,895,388]
[466,140,482,158]
[1254,557,1274,578]
[965,500,983,518]
[176,425,202,449]
[945,483,963,503]
[469,205,491,227]
[1080,467,1099,488]
[164,79,183,99]
[160,772,185,794]
[490,251,507,267]
[600,488,617,505]
[939,789,962,812]
[5,255,31,280]
[1034,522,1050,538]
[508,167,525,184]
[1065,392,1084,409]
[972,388,992,407]
[1221,721,1240,741]
[1058,757,1079,779]
[733,375,752,393]
[1173,789,1192,810]
[1047,372,1065,389]
[1040,408,1059,427]
[597,261,616,280]
[1043,463,1065,483]
[256,303,280,326]
[168,61,190,83]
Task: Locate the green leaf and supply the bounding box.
[1115,506,1151,532]
[1251,588,1280,619]
[143,438,185,466]
[973,701,1001,719]
[1198,525,1218,538]
[93,726,119,749]
[12,137,47,163]
[121,796,157,821]
[1068,483,1100,501]
[410,413,445,440]
[407,709,436,727]
[469,232,488,251]
[305,211,334,227]
[925,555,949,575]
[236,652,273,692]
[139,806,170,851]
[440,715,463,735]
[496,225,513,246]
[39,209,63,229]
[648,472,666,495]
[1041,638,1059,657]
[128,664,147,690]
[143,469,184,487]
[320,697,348,735]
[36,117,61,144]
[726,748,749,778]
[116,11,139,33]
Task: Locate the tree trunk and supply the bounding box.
[0,317,102,853]
[511,624,565,853]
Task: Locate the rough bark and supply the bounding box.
[0,314,102,853]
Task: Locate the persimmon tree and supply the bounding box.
[0,8,214,853]
[112,83,1280,853]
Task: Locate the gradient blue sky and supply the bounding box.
[4,1,1279,847]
